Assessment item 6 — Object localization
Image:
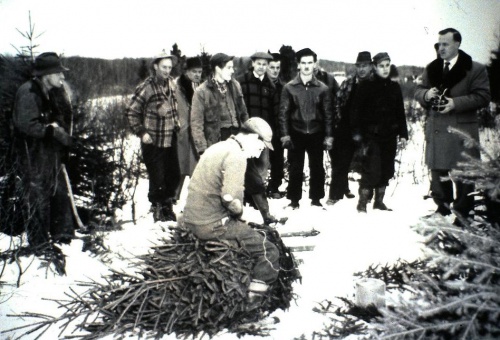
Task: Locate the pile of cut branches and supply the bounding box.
[3,224,299,339]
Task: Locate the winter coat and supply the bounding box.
[350,74,408,141]
[190,78,249,154]
[175,74,198,176]
[11,79,75,244]
[279,75,333,137]
[415,50,490,169]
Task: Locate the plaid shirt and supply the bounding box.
[126,75,180,148]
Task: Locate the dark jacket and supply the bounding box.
[351,74,408,141]
[415,50,491,169]
[279,74,333,137]
[190,77,249,154]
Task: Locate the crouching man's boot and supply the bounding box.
[373,186,392,211]
[247,279,269,311]
[357,188,371,213]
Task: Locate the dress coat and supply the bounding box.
[175,74,198,176]
[415,50,490,169]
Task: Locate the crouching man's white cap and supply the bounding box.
[241,117,274,151]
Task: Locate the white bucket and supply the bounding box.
[355,278,386,308]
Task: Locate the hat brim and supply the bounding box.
[153,55,178,66]
[33,65,69,77]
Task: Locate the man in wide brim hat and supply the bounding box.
[32,52,69,77]
[12,51,77,247]
[152,51,178,66]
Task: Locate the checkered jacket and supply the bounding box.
[126,75,180,148]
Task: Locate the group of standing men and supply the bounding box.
[8,28,490,291]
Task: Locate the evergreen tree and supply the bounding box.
[279,45,297,82]
[170,43,185,78]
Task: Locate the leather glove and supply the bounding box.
[323,136,333,151]
[281,135,294,149]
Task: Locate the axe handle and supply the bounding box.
[61,164,85,229]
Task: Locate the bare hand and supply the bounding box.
[141,133,153,144]
[438,97,455,114]
[425,87,440,101]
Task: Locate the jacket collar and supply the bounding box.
[426,49,473,91]
[289,74,321,86]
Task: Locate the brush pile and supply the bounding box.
[6,223,300,339]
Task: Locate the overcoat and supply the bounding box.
[415,50,490,169]
[11,79,75,245]
[175,74,198,176]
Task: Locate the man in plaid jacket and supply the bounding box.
[126,52,181,222]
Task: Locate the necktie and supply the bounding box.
[443,62,450,79]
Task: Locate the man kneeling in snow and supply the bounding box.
[183,117,280,304]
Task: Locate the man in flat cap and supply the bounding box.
[279,48,333,209]
[126,51,180,222]
[183,117,279,304]
[174,57,203,200]
[190,52,248,155]
[237,52,278,224]
[326,51,373,206]
[11,52,77,247]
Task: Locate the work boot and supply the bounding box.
[373,186,391,211]
[357,188,371,213]
[344,191,355,199]
[311,199,323,207]
[161,199,177,222]
[326,198,339,206]
[288,200,300,209]
[152,203,166,222]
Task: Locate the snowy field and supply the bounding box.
[0,122,458,339]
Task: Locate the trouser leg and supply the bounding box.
[268,135,285,192]
[306,133,325,200]
[287,133,306,202]
[430,169,453,215]
[328,137,355,200]
[454,180,475,216]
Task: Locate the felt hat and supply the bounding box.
[153,51,178,66]
[355,51,372,64]
[33,52,69,76]
[186,57,203,69]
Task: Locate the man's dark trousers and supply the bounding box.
[287,131,325,202]
[142,139,180,204]
[328,135,355,200]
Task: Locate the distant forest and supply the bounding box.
[27,45,425,101]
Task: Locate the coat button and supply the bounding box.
[434,130,439,134]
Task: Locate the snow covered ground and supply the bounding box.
[0,126,440,340]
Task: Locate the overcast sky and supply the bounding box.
[0,0,499,67]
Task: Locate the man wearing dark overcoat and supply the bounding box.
[415,28,491,219]
[12,52,76,247]
[174,57,203,199]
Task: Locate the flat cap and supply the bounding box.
[372,52,391,65]
[241,117,274,150]
[210,53,234,70]
[250,52,273,61]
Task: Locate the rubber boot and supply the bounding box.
[357,188,371,213]
[252,193,277,225]
[373,186,391,211]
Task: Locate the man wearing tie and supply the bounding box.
[415,28,490,222]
